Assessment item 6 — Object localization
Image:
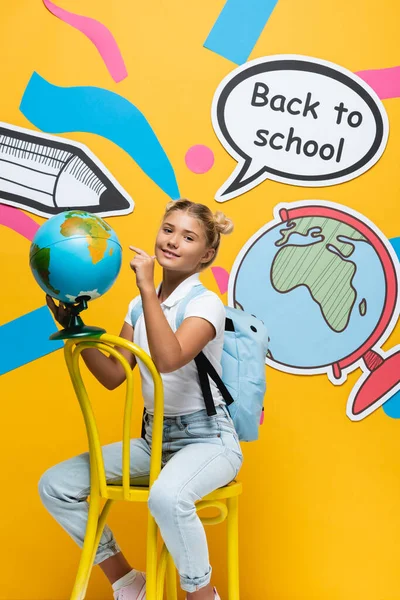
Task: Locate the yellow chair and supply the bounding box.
[63,334,243,600]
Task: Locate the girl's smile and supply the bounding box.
[162,249,180,259]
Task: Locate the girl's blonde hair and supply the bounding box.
[163,199,234,269]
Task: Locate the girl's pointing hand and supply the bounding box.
[129,246,156,292]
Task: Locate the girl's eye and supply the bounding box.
[164,228,172,233]
[185,236,193,242]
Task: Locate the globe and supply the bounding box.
[29,210,122,305]
[228,202,393,375]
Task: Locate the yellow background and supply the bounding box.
[1,0,400,598]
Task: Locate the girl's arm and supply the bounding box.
[140,287,215,373]
[81,321,137,390]
[46,295,136,390]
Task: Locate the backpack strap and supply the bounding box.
[132,283,206,330]
[175,283,235,416]
[131,284,233,418]
[130,299,144,328]
[194,354,218,416]
[175,284,207,329]
[195,351,234,416]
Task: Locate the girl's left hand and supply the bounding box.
[129,246,156,291]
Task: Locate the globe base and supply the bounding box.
[49,296,105,340]
[49,324,106,340]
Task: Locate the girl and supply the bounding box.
[42,199,244,600]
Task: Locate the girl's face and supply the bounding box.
[155,210,215,273]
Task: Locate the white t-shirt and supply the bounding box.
[124,273,226,416]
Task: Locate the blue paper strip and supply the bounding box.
[0,306,63,376]
[204,0,279,64]
[383,237,400,418]
[383,392,400,418]
[20,72,180,200]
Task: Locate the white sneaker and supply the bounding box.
[185,587,220,600]
[113,572,146,600]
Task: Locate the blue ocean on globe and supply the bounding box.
[29,210,122,304]
[230,215,386,370]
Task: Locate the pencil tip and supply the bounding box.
[97,187,133,216]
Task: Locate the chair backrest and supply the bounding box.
[63,334,164,500]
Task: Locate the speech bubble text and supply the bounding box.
[212,55,389,202]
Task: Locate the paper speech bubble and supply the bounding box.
[212,55,389,202]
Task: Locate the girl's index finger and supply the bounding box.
[129,246,150,257]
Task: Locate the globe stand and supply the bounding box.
[350,349,400,418]
[49,295,106,341]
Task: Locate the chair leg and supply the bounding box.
[226,497,240,600]
[146,512,159,600]
[70,491,102,600]
[89,500,114,571]
[154,542,177,600]
[165,552,178,600]
[156,544,169,600]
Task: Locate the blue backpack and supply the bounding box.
[131,284,268,441]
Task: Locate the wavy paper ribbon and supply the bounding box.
[20,73,180,200]
[356,66,400,100]
[43,0,127,83]
[0,203,40,240]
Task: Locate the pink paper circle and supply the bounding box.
[185,145,215,174]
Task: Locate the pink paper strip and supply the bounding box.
[43,0,128,83]
[0,204,39,241]
[211,266,230,294]
[356,66,400,100]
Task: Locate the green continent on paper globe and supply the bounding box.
[29,210,122,304]
[271,216,367,333]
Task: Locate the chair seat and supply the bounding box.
[105,479,243,503]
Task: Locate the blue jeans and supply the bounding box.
[39,404,244,593]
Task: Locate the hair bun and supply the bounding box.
[165,200,176,212]
[214,211,234,235]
